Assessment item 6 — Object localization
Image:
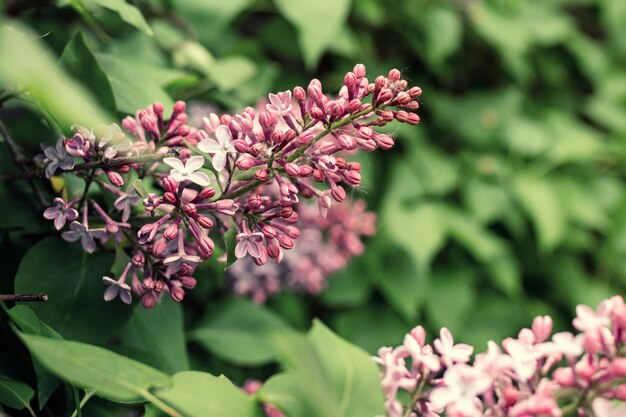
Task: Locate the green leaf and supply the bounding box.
[155,371,262,417]
[206,56,257,92]
[0,376,34,413]
[223,226,238,270]
[188,298,293,366]
[20,334,172,402]
[18,333,171,403]
[60,32,116,113]
[513,175,565,252]
[121,298,190,374]
[273,0,352,69]
[426,269,476,335]
[306,321,385,417]
[7,306,62,409]
[257,373,306,417]
[383,201,447,273]
[86,0,153,36]
[0,22,111,128]
[14,237,132,344]
[423,7,462,66]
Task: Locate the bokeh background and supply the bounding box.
[2,0,626,388]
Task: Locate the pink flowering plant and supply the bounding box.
[19,64,420,308]
[375,295,626,417]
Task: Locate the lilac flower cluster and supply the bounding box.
[37,64,421,307]
[375,296,626,417]
[227,197,376,303]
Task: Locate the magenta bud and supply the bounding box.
[297,131,315,146]
[138,223,158,244]
[310,107,325,120]
[278,235,294,250]
[163,222,179,240]
[331,186,346,202]
[408,86,422,97]
[233,139,249,153]
[132,251,145,267]
[377,88,394,105]
[152,237,167,255]
[236,155,257,171]
[301,187,314,198]
[267,239,281,258]
[353,63,366,78]
[396,91,411,105]
[122,117,138,133]
[107,171,124,187]
[344,72,357,89]
[259,111,277,128]
[118,164,130,174]
[313,169,325,182]
[196,187,215,201]
[348,161,362,172]
[162,176,178,193]
[374,133,395,150]
[142,293,157,309]
[254,169,268,181]
[395,110,408,123]
[344,170,362,186]
[170,285,185,302]
[388,68,401,81]
[179,276,197,290]
[247,194,262,211]
[261,225,277,238]
[307,79,324,105]
[197,216,214,229]
[196,234,214,257]
[184,203,197,217]
[163,192,177,204]
[348,99,362,113]
[407,113,421,125]
[173,100,186,114]
[280,207,293,218]
[375,76,386,90]
[284,226,300,239]
[294,86,306,101]
[408,101,420,111]
[295,166,314,179]
[337,134,356,150]
[153,101,164,114]
[283,162,300,177]
[379,110,395,122]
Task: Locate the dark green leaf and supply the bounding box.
[0,376,34,413]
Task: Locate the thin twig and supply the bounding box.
[0,151,178,183]
[0,117,48,207]
[0,293,48,302]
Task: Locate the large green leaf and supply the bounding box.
[86,0,153,36]
[273,0,352,69]
[60,32,116,113]
[188,298,293,366]
[121,298,190,374]
[8,306,62,409]
[0,22,111,128]
[155,372,262,417]
[0,376,34,413]
[18,333,171,403]
[14,237,132,344]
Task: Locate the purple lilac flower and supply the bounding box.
[35,137,74,178]
[43,197,78,230]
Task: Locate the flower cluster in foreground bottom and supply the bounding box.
[35,64,420,307]
[375,295,626,417]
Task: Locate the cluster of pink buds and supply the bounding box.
[38,64,421,307]
[375,295,626,417]
[227,197,376,303]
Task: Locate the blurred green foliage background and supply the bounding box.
[2,0,626,396]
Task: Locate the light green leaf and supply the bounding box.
[14,237,132,344]
[514,175,565,252]
[155,372,262,417]
[384,201,447,273]
[306,321,385,417]
[423,7,462,65]
[121,298,190,374]
[0,22,111,128]
[60,32,116,113]
[257,373,305,417]
[206,56,257,92]
[188,298,293,366]
[223,226,238,270]
[87,0,153,36]
[273,0,352,69]
[18,334,171,403]
[0,376,35,413]
[426,269,476,335]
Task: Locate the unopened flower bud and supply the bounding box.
[278,235,294,250]
[407,113,421,125]
[162,176,178,193]
[262,225,277,238]
[331,186,346,202]
[348,99,362,113]
[388,68,401,81]
[374,133,395,150]
[163,192,177,204]
[132,251,145,267]
[299,165,313,177]
[164,222,179,240]
[196,215,213,229]
[184,203,197,217]
[344,170,362,186]
[179,276,197,290]
[234,139,249,153]
[152,237,167,256]
[107,171,124,187]
[408,86,422,97]
[267,238,281,258]
[255,169,268,181]
[283,162,300,177]
[353,63,366,78]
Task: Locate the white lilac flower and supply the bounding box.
[197,125,235,172]
[163,155,210,186]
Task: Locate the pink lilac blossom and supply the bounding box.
[375,296,626,417]
[38,64,420,307]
